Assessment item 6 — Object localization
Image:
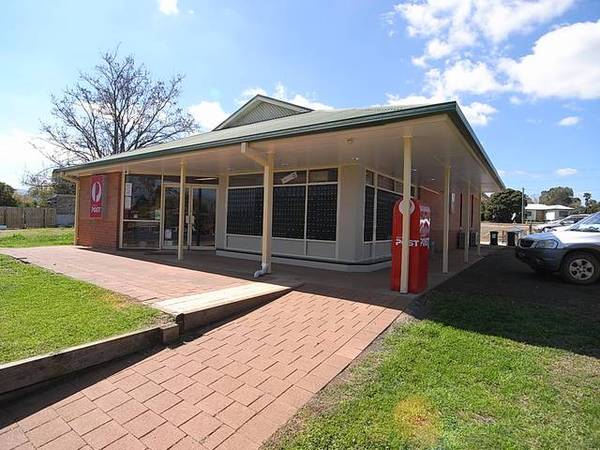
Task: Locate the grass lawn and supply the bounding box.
[0,255,163,363]
[0,227,74,248]
[270,291,600,449]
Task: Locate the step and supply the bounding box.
[153,281,301,332]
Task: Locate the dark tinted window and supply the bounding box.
[376,189,401,240]
[306,184,337,240]
[227,187,263,235]
[273,186,306,239]
[364,186,375,241]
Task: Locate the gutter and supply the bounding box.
[57,102,504,191]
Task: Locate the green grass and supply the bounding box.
[271,291,600,450]
[0,227,74,248]
[0,255,163,363]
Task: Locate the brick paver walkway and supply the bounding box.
[0,247,253,303]
[0,288,404,449]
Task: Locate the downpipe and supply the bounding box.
[254,263,270,278]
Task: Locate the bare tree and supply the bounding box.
[39,48,197,167]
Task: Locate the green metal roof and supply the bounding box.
[58,101,504,189]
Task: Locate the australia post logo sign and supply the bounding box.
[89,175,104,218]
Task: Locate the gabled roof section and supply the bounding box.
[214,94,312,130]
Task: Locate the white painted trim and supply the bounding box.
[216,249,392,272]
[442,165,450,274]
[400,136,412,294]
[177,162,186,261]
[119,170,125,249]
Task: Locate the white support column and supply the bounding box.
[177,161,186,261]
[400,135,412,294]
[73,179,80,245]
[442,166,450,273]
[119,169,125,249]
[261,152,274,273]
[464,181,471,263]
[476,190,482,256]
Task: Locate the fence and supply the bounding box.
[0,207,56,229]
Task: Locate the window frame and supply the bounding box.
[362,167,421,244]
[121,173,162,250]
[225,166,340,257]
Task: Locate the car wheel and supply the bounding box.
[542,227,550,232]
[560,252,600,285]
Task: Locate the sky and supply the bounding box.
[0,0,599,200]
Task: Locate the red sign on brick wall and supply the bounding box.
[90,175,104,218]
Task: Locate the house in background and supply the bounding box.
[47,194,75,226]
[525,203,574,222]
[56,95,504,292]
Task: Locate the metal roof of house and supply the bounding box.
[526,203,574,210]
[58,96,504,189]
[214,95,312,130]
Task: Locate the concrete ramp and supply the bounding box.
[153,281,301,332]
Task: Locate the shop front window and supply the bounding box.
[122,174,161,249]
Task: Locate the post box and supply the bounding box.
[390,198,430,293]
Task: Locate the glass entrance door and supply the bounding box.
[162,186,188,249]
[161,186,216,250]
[189,188,216,249]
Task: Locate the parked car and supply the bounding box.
[516,212,600,284]
[533,214,589,233]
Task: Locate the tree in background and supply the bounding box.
[23,47,197,205]
[576,192,600,214]
[21,170,76,206]
[483,188,526,223]
[539,186,580,207]
[0,182,18,207]
[39,48,197,167]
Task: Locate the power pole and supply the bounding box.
[521,187,525,224]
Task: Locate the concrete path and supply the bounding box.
[0,286,406,449]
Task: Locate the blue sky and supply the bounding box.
[1,0,599,200]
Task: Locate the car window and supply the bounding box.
[570,213,600,232]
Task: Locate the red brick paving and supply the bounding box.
[0,247,254,303]
[1,287,404,449]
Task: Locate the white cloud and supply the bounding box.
[426,59,508,98]
[158,0,179,16]
[510,96,523,105]
[500,20,600,99]
[555,167,578,176]
[386,94,497,126]
[391,0,574,63]
[188,101,228,131]
[460,102,498,126]
[238,82,334,110]
[557,116,580,126]
[0,129,53,189]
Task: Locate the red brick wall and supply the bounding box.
[77,172,121,249]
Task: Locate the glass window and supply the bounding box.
[376,189,401,240]
[365,170,375,186]
[377,174,395,191]
[124,175,161,220]
[273,185,306,239]
[163,176,219,185]
[364,186,375,241]
[229,173,264,187]
[395,181,403,193]
[306,184,337,240]
[274,170,307,185]
[309,168,338,183]
[122,221,159,248]
[226,187,263,235]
